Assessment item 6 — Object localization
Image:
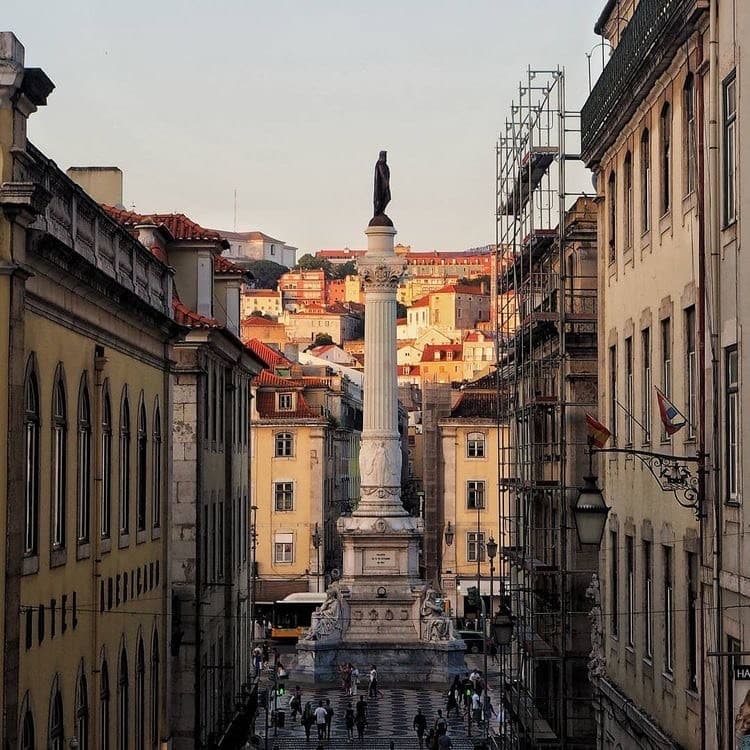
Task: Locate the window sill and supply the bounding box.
[50,547,67,568]
[661,671,675,695]
[151,526,161,541]
[22,554,39,576]
[118,533,130,549]
[686,688,699,713]
[659,211,672,235]
[76,542,91,561]
[100,536,112,554]
[136,530,147,545]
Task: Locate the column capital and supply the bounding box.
[358,253,407,291]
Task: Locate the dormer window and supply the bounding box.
[278,393,294,411]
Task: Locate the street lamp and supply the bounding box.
[572,475,610,546]
[491,608,514,648]
[487,536,498,615]
[444,522,455,546]
[312,523,322,593]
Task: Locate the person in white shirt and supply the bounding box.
[368,665,380,697]
[314,701,328,740]
[351,664,360,696]
[471,691,482,724]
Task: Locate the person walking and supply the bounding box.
[302,701,315,741]
[314,700,328,741]
[471,690,482,726]
[413,708,427,748]
[489,640,499,666]
[252,646,262,678]
[345,706,355,741]
[368,665,380,698]
[351,664,360,696]
[355,703,367,740]
[325,698,334,739]
[446,677,460,718]
[434,709,448,737]
[461,676,472,717]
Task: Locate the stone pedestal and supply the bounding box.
[296,220,465,683]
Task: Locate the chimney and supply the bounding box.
[67,167,124,207]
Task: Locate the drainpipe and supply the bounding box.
[707,1,724,746]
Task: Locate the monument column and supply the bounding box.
[355,224,407,517]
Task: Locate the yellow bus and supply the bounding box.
[271,592,327,641]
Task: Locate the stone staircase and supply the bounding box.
[264,739,481,749]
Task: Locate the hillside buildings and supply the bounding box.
[219,229,297,269]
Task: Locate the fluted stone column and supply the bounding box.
[355,224,408,517]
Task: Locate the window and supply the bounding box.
[151,632,160,747]
[136,639,145,750]
[687,551,698,691]
[610,531,619,636]
[102,388,112,538]
[609,345,618,444]
[664,545,674,674]
[660,102,671,214]
[274,533,294,563]
[686,307,696,439]
[21,707,35,750]
[683,75,696,195]
[274,482,294,512]
[77,379,92,544]
[641,328,652,443]
[218,500,224,581]
[50,686,64,750]
[467,532,485,562]
[52,370,67,549]
[643,540,653,659]
[211,364,218,444]
[100,660,110,750]
[626,536,635,647]
[278,392,293,411]
[275,432,294,457]
[624,152,633,249]
[120,391,131,534]
[202,505,209,584]
[625,337,633,444]
[607,171,616,263]
[467,481,486,510]
[641,128,651,232]
[211,500,217,580]
[24,363,40,555]
[724,72,737,224]
[137,401,147,532]
[76,672,89,750]
[152,404,161,529]
[661,318,672,440]
[726,346,739,502]
[118,649,129,750]
[467,432,486,458]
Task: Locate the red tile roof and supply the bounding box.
[255,391,320,419]
[242,316,282,327]
[464,331,490,342]
[411,296,430,308]
[243,288,279,297]
[421,344,464,362]
[214,255,246,275]
[102,205,229,247]
[172,295,221,328]
[433,283,486,295]
[450,392,499,418]
[245,339,294,369]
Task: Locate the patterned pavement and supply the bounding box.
[258,684,493,749]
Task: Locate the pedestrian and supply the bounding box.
[325,698,334,739]
[425,727,435,750]
[413,707,427,748]
[261,640,270,666]
[483,690,496,723]
[434,709,448,737]
[437,733,453,749]
[314,700,328,741]
[471,690,482,725]
[341,662,352,695]
[489,640,499,665]
[345,706,355,741]
[351,664,360,696]
[252,646,262,678]
[272,647,280,666]
[461,676,472,716]
[469,669,481,692]
[368,665,380,698]
[355,700,367,740]
[446,678,459,718]
[302,701,315,741]
[289,685,303,721]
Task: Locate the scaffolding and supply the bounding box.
[494,68,600,749]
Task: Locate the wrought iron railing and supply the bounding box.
[581,0,705,162]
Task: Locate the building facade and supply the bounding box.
[219,230,297,270]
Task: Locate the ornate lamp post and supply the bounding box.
[572,476,610,546]
[311,523,322,593]
[487,536,498,615]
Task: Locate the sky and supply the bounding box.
[6,0,605,255]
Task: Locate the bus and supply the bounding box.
[271,592,327,641]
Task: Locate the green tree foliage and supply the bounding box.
[244,259,288,289]
[309,333,335,348]
[296,253,334,277]
[336,260,358,278]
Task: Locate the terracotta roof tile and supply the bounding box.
[172,295,221,329]
[214,255,246,275]
[255,391,320,419]
[421,344,464,362]
[411,296,430,308]
[245,339,294,369]
[450,392,500,418]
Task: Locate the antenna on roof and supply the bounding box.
[233,188,238,232]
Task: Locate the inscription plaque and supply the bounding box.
[364,549,398,573]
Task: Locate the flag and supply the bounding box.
[585,412,611,448]
[655,387,686,435]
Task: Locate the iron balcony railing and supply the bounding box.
[581,0,708,164]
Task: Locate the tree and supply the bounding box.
[309,333,335,349]
[334,260,358,279]
[296,253,334,278]
[396,302,408,319]
[243,259,288,289]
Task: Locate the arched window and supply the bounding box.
[119,390,131,535]
[136,400,148,532]
[467,432,486,458]
[100,659,111,750]
[624,152,633,250]
[77,377,92,544]
[641,128,651,232]
[49,684,64,750]
[151,631,160,747]
[152,402,161,530]
[52,368,67,549]
[275,432,294,457]
[607,171,616,263]
[135,638,145,749]
[21,707,35,750]
[24,360,40,555]
[101,386,112,538]
[683,74,696,195]
[76,671,89,750]
[118,648,129,750]
[660,102,672,214]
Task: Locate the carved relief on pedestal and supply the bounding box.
[357,256,407,290]
[359,438,402,491]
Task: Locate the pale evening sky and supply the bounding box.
[6,0,605,256]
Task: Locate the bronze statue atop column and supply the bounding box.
[370,150,393,226]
